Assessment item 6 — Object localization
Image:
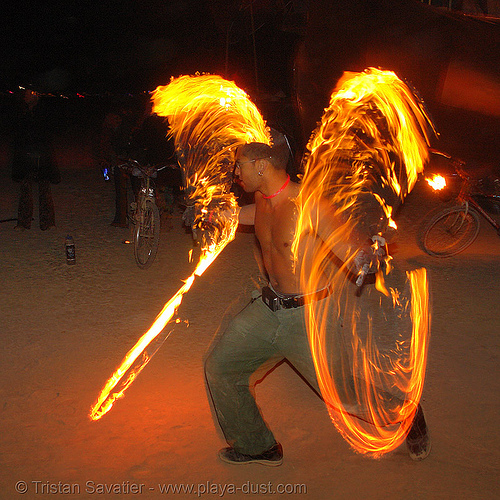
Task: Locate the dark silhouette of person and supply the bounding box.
[99,101,142,227]
[99,98,177,227]
[11,89,60,230]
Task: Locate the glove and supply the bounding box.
[182,200,238,230]
[198,203,237,234]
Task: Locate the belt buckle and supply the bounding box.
[262,286,280,311]
[280,295,301,309]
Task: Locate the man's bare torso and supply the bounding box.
[254,181,328,295]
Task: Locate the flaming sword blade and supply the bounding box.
[90,276,194,421]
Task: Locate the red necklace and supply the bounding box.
[262,174,290,199]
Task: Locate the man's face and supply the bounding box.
[233,152,261,193]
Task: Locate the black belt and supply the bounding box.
[262,285,332,311]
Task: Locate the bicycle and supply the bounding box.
[118,158,169,269]
[420,150,500,257]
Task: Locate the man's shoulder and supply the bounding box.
[290,181,300,197]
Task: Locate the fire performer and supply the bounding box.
[204,129,430,466]
[90,71,430,461]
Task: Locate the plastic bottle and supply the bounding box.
[65,236,76,265]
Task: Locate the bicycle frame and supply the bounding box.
[118,158,165,212]
[118,158,166,268]
[462,196,500,232]
[137,175,156,213]
[428,150,500,233]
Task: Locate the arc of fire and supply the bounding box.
[90,75,268,421]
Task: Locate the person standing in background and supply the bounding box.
[11,88,60,231]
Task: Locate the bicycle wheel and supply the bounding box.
[133,197,161,269]
[422,205,480,257]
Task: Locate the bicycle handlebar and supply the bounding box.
[117,158,176,178]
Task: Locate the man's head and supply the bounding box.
[238,128,290,170]
[234,129,290,192]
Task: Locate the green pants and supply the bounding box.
[204,275,413,455]
[205,293,345,455]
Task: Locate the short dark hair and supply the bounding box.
[240,128,290,170]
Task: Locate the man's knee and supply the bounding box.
[205,319,255,388]
[205,299,275,385]
[204,349,219,385]
[205,335,235,386]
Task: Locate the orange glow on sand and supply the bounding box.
[294,68,433,457]
[90,75,269,421]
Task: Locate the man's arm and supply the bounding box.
[312,198,386,278]
[237,203,256,225]
[183,201,255,228]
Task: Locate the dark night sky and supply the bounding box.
[0,0,302,95]
[0,0,226,93]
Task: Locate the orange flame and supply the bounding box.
[426,174,446,191]
[294,68,433,456]
[152,74,269,204]
[90,75,267,420]
[89,216,238,421]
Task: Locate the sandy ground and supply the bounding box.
[0,126,499,500]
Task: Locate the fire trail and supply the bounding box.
[91,69,434,459]
[294,68,435,456]
[89,75,269,421]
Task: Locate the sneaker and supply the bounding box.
[406,404,431,461]
[218,443,283,466]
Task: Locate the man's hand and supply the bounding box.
[182,204,198,227]
[182,200,239,232]
[353,235,387,287]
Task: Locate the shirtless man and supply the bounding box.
[204,131,430,466]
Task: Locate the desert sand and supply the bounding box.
[0,123,499,499]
